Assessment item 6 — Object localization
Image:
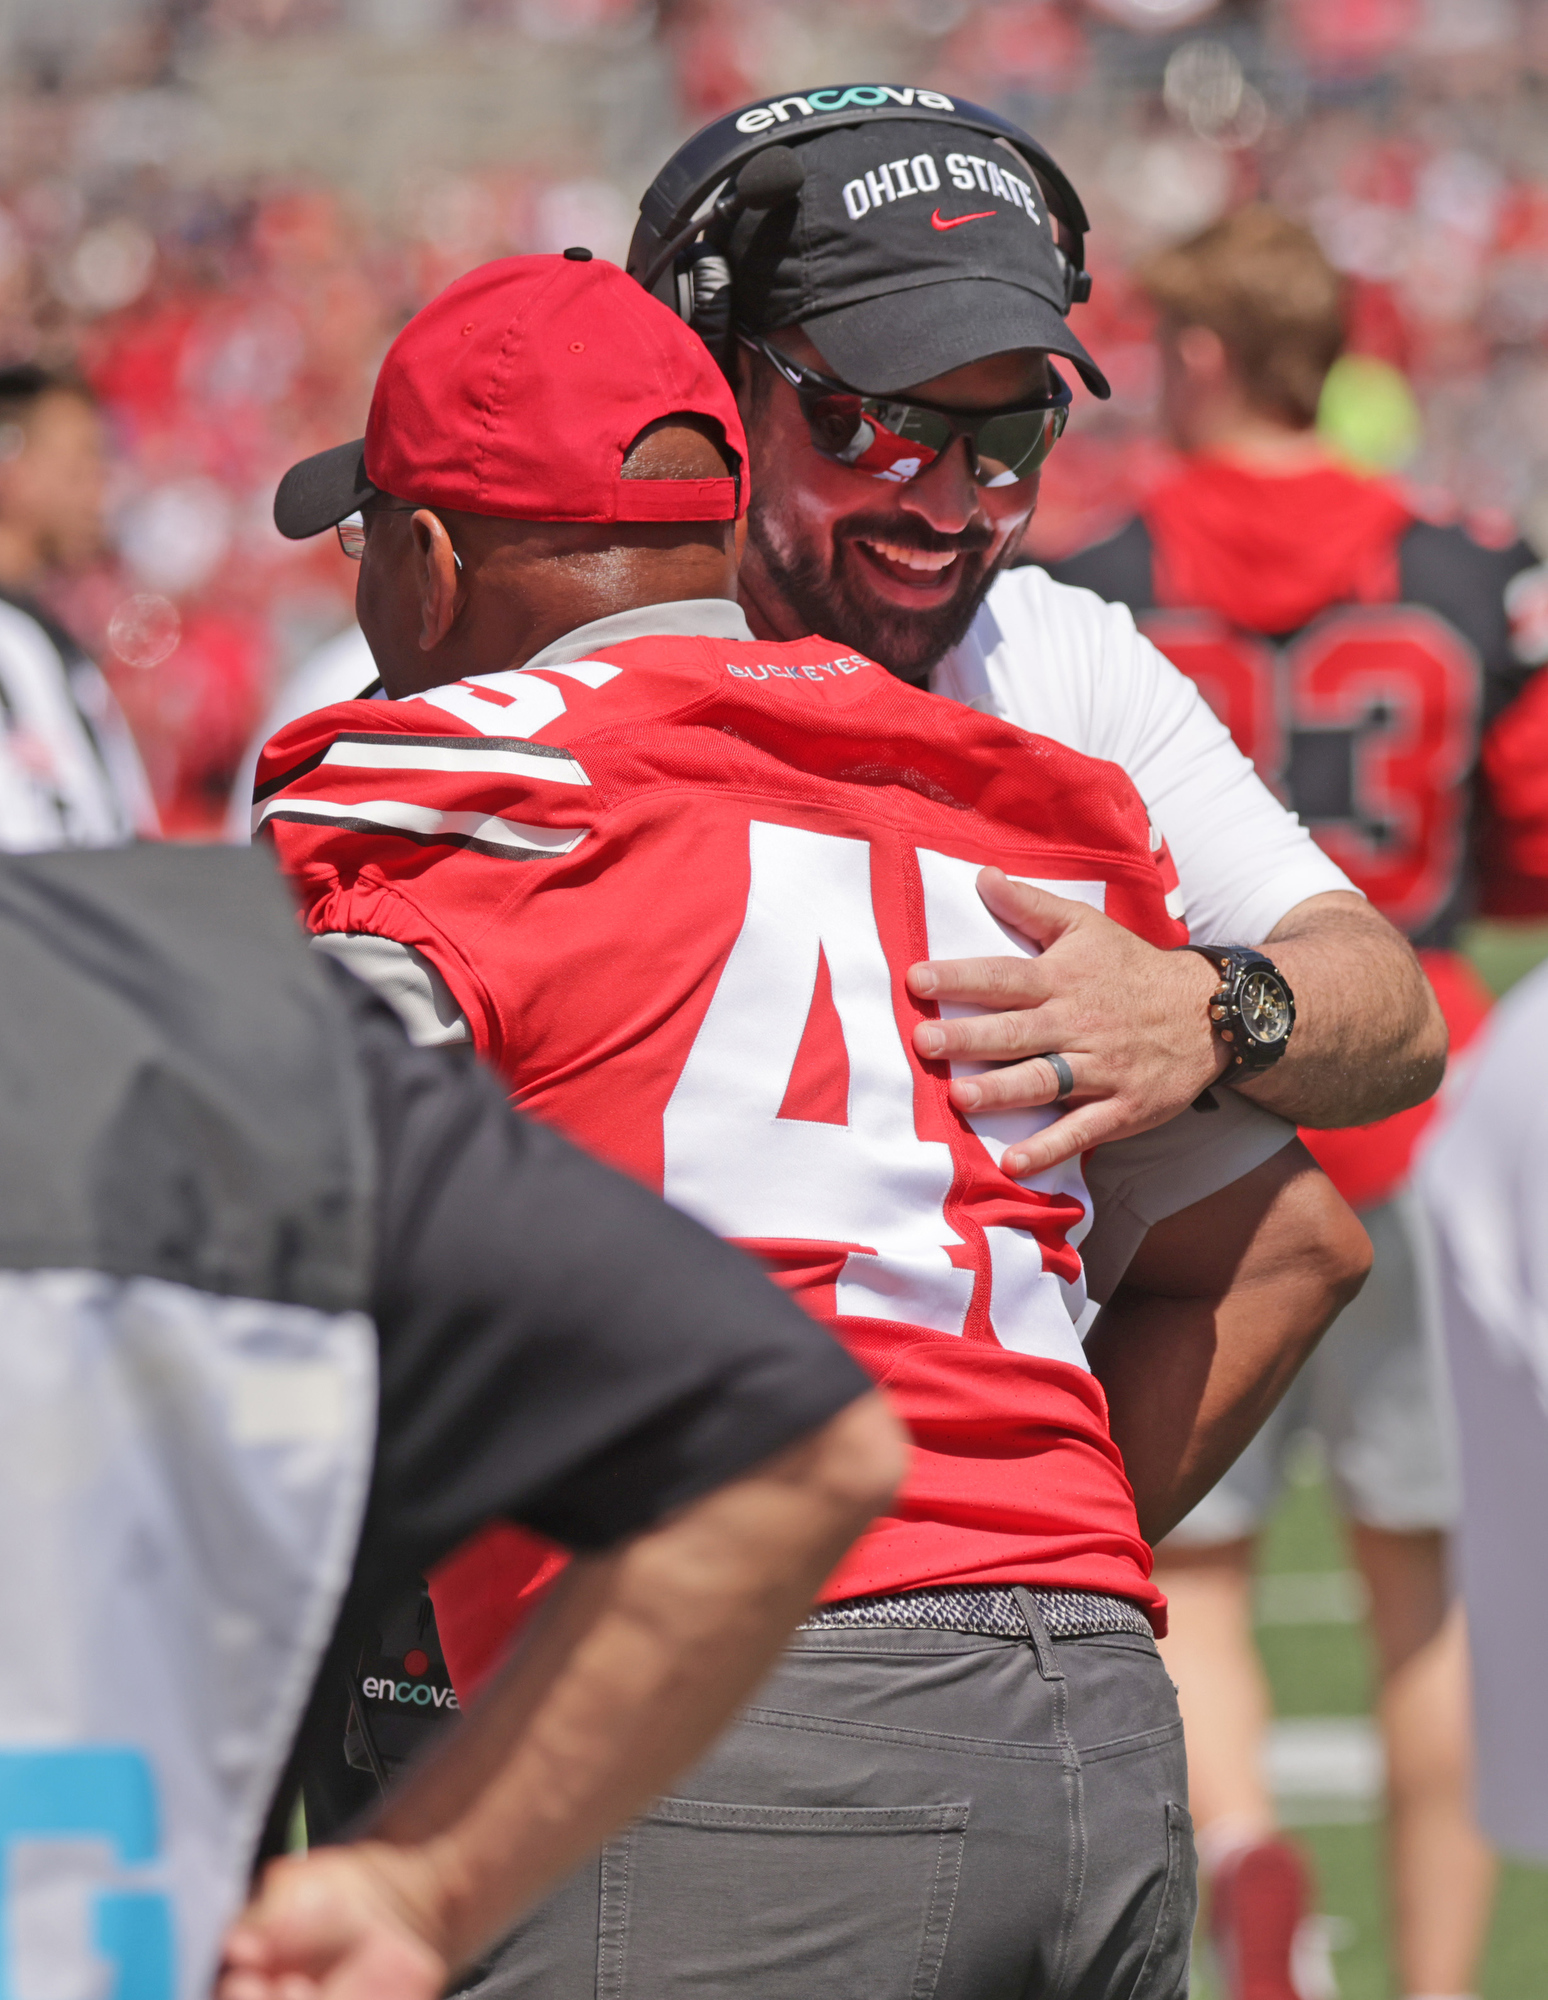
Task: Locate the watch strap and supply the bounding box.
[1178,943,1294,1075]
[1181,943,1270,978]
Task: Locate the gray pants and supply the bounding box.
[461,1603,1194,1998]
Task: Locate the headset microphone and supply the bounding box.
[639,146,807,295]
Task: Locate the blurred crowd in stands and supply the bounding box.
[5,0,1547,831]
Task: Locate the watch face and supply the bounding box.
[1240,968,1292,1046]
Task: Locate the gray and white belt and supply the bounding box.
[801,1583,1153,1643]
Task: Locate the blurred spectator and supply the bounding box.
[1418,963,1548,1869]
[0,361,155,847]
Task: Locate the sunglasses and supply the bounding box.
[336,505,463,570]
[739,332,1071,489]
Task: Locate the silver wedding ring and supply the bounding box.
[1043,1052,1075,1101]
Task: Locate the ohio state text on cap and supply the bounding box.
[274,255,748,540]
[729,118,1109,398]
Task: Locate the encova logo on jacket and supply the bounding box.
[735,85,956,133]
[841,152,1044,226]
[361,1674,460,1710]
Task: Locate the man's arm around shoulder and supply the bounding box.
[920,574,1447,1170]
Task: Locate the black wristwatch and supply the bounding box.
[1182,944,1296,1075]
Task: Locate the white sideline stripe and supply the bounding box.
[256,795,585,855]
[1267,1717,1383,1805]
[320,739,589,784]
[534,659,622,688]
[1255,1569,1368,1626]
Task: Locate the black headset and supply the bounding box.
[627,86,1094,375]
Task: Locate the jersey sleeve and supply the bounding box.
[954,569,1357,943]
[1110,630,1357,943]
[254,695,591,1048]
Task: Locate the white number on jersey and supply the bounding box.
[663,821,1094,1366]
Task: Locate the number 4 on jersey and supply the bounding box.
[663,820,1092,1366]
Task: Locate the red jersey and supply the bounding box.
[1050,456,1538,1207]
[258,628,1191,1667]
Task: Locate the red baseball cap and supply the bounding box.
[274,253,747,538]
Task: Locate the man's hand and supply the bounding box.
[907,870,1226,1178]
[906,875,1448,1178]
[219,1846,452,2000]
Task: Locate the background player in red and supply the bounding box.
[258,251,1372,1998]
[1047,204,1544,2000]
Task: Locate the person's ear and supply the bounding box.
[409,509,462,652]
[732,515,747,563]
[1175,324,1230,389]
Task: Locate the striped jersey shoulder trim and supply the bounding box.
[322,734,589,785]
[255,795,587,861]
[255,730,589,804]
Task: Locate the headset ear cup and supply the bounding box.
[683,246,735,370]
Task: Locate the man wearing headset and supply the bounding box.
[626,90,1445,1184]
[260,251,1371,2000]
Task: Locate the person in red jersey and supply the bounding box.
[257,251,1370,1999]
[1047,205,1545,2000]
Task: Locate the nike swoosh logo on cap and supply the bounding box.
[931,208,996,230]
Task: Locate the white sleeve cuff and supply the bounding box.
[311,931,472,1048]
[1081,1091,1298,1304]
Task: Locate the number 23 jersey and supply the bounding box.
[1034,458,1540,1207]
[1043,456,1542,944]
[258,627,1209,1625]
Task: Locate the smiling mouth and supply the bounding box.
[851,537,968,593]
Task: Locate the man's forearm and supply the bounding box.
[1237,892,1446,1128]
[221,1391,904,1999]
[1086,1146,1371,1543]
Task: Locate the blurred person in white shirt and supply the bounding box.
[1418,963,1548,1870]
[0,363,155,847]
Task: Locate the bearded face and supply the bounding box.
[734,331,1049,684]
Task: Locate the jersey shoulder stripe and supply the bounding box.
[256,796,587,860]
[254,728,589,804]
